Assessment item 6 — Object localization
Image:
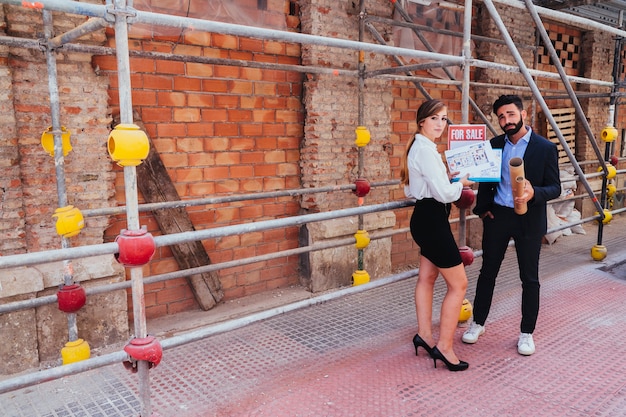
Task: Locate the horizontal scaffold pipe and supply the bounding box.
[4,203,620,394]
[5,0,624,41]
[1,203,621,315]
[377,59,614,88]
[365,15,537,51]
[491,0,626,39]
[0,32,610,91]
[0,29,616,93]
[0,200,415,270]
[82,180,400,217]
[0,35,358,78]
[0,225,405,315]
[0,268,419,395]
[0,0,465,66]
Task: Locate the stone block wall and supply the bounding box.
[0,3,127,373]
[297,0,398,290]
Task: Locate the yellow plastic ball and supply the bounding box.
[354,126,371,147]
[594,209,613,225]
[607,184,617,197]
[597,164,617,180]
[61,338,91,365]
[354,230,371,249]
[591,244,607,261]
[459,299,472,322]
[601,126,618,142]
[352,270,370,286]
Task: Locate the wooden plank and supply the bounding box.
[542,108,576,165]
[130,119,223,310]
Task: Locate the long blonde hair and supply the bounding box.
[400,99,447,185]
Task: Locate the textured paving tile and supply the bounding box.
[2,215,626,417]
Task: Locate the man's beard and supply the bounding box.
[503,119,524,136]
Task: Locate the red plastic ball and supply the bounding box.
[57,283,87,313]
[459,246,474,266]
[454,187,475,209]
[354,178,371,198]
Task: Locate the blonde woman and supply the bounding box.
[401,99,474,371]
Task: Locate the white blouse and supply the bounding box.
[404,133,463,203]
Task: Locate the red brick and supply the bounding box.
[188,122,215,137]
[173,108,201,122]
[214,65,240,78]
[143,74,174,90]
[240,37,264,52]
[156,60,185,75]
[203,136,229,152]
[184,30,211,46]
[141,107,173,122]
[174,76,202,91]
[186,62,214,77]
[156,123,186,137]
[214,95,240,108]
[214,123,239,136]
[204,166,230,179]
[212,33,238,50]
[215,152,241,165]
[157,91,186,107]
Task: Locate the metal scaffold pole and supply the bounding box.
[482,0,605,219]
[111,0,152,413]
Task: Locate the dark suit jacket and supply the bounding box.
[473,131,561,236]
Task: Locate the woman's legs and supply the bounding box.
[414,255,439,348]
[436,263,468,363]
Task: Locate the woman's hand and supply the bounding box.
[448,170,460,182]
[459,174,475,188]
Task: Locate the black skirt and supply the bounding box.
[410,198,462,269]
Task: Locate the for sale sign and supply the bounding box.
[448,124,487,149]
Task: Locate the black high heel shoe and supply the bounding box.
[412,334,435,357]
[431,346,469,372]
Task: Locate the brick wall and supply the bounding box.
[0,0,622,367]
[388,2,477,269]
[96,0,305,316]
[5,6,114,253]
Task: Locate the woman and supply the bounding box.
[400,99,474,371]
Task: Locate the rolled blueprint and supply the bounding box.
[509,157,527,215]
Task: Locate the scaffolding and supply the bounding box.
[1,0,626,415]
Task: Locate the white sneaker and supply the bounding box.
[517,333,535,356]
[462,321,485,344]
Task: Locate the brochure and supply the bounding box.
[444,140,501,182]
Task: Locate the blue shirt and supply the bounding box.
[494,127,532,208]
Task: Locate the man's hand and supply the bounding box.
[515,179,535,205]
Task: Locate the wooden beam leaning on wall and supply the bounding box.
[128,117,223,310]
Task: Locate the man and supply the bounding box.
[462,95,561,355]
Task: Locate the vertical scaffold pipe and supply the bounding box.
[457,0,474,248]
[353,0,370,285]
[483,0,605,219]
[112,0,152,414]
[43,9,88,360]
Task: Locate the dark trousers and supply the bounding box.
[472,205,543,334]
